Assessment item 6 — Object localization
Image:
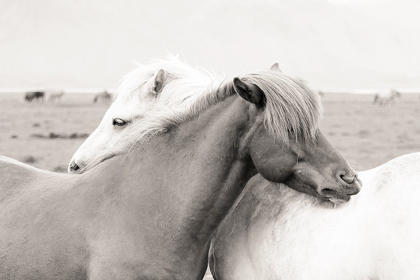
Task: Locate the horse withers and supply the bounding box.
[0,65,360,280]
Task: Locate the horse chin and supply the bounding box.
[282,176,323,200]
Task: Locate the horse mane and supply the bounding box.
[115,54,222,106]
[126,75,230,146]
[241,71,322,144]
[129,64,322,147]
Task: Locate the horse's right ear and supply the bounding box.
[147,69,166,95]
[270,63,281,72]
[233,77,266,107]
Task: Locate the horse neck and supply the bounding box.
[119,95,258,260]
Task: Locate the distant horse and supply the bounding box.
[0,63,360,279]
[373,89,401,105]
[210,153,420,280]
[69,55,210,173]
[48,90,64,102]
[24,91,44,102]
[93,90,112,103]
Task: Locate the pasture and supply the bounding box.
[0,92,419,173]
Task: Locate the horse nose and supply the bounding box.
[337,170,362,195]
[68,161,81,173]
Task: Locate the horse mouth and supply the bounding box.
[69,155,116,174]
[327,197,349,204]
[97,155,116,166]
[320,188,351,203]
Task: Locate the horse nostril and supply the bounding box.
[339,173,355,185]
[69,162,80,172]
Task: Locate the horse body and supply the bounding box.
[373,89,401,105]
[48,90,64,102]
[0,94,267,279]
[25,91,45,102]
[0,67,361,279]
[210,153,420,280]
[93,91,112,103]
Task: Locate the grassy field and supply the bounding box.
[1,92,419,172]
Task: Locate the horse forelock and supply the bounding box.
[241,71,322,144]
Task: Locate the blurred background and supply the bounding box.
[0,0,419,174]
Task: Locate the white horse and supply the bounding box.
[373,89,401,105]
[68,55,222,173]
[210,152,420,280]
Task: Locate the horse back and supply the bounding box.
[0,156,52,199]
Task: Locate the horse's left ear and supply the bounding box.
[150,69,166,94]
[270,62,282,72]
[233,77,266,107]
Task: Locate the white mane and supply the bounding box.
[117,55,225,149]
[116,55,223,107]
[118,57,322,152]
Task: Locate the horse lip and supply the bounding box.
[328,196,350,204]
[330,193,350,203]
[98,155,116,164]
[71,155,116,174]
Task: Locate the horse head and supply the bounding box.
[233,73,361,203]
[68,69,168,173]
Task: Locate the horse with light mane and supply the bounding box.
[373,89,401,106]
[0,60,362,279]
[69,56,219,173]
[210,152,420,280]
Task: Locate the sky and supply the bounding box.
[1,0,419,91]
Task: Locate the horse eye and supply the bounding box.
[112,118,127,127]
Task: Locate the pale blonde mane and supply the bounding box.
[120,56,225,147]
[115,55,222,107]
[126,67,321,148]
[242,71,322,144]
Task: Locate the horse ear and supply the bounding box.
[233,77,266,107]
[270,62,281,72]
[152,69,166,94]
